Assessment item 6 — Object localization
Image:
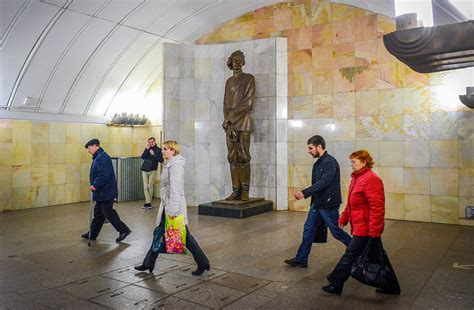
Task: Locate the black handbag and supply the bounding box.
[351,238,399,290]
[141,159,154,172]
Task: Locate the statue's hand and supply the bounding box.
[228,127,238,142]
[222,119,231,130]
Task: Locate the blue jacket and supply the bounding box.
[301,151,342,209]
[90,148,117,201]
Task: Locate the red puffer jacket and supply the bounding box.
[339,167,385,237]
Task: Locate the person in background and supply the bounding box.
[322,150,400,295]
[135,140,210,275]
[81,139,131,243]
[141,137,163,210]
[284,135,352,268]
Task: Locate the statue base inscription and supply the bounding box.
[198,198,273,219]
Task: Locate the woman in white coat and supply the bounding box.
[135,140,210,275]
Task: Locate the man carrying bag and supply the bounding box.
[141,137,163,210]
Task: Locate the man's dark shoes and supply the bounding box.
[284,258,308,268]
[134,265,153,273]
[81,232,96,241]
[322,284,342,295]
[116,229,131,242]
[192,264,210,276]
[142,203,152,210]
[376,288,400,295]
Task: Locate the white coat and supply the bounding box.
[156,154,188,226]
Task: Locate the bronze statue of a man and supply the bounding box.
[222,50,255,201]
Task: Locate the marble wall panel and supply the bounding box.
[431,168,458,196]
[333,142,355,167]
[48,144,65,164]
[49,184,66,206]
[404,194,431,222]
[459,169,473,197]
[49,123,66,143]
[458,112,473,140]
[355,116,379,140]
[379,115,403,140]
[404,168,430,195]
[0,166,12,188]
[404,141,430,167]
[12,121,31,143]
[403,113,430,140]
[313,94,333,117]
[12,144,31,165]
[403,87,430,114]
[32,122,49,143]
[379,88,403,115]
[12,165,31,188]
[0,125,12,143]
[313,70,333,94]
[334,117,355,141]
[355,40,378,67]
[379,167,404,193]
[430,140,458,168]
[66,124,81,144]
[290,96,312,119]
[13,187,31,210]
[0,144,12,165]
[65,183,81,204]
[333,92,355,117]
[458,140,473,168]
[385,193,404,220]
[31,185,49,208]
[355,90,378,116]
[379,141,403,167]
[430,112,458,140]
[431,196,459,224]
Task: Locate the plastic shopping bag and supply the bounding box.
[164,214,187,254]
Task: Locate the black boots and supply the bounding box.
[284,258,308,268]
[192,264,210,276]
[134,265,153,273]
[322,284,343,295]
[81,232,96,241]
[116,229,132,242]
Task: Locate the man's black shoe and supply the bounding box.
[322,284,342,295]
[284,258,308,268]
[376,288,400,295]
[81,232,96,241]
[116,230,131,242]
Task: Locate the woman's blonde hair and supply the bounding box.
[349,149,374,169]
[162,140,180,155]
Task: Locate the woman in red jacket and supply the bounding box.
[322,150,400,295]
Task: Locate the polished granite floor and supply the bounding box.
[1,200,473,309]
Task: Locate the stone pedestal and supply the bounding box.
[198,198,273,219]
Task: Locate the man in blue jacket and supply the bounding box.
[81,139,131,243]
[285,135,351,267]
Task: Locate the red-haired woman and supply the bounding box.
[322,150,400,295]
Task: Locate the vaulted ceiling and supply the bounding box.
[0,0,394,123]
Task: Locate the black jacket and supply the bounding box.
[141,145,164,171]
[90,148,117,202]
[301,151,342,209]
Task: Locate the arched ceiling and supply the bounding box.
[0,0,394,123]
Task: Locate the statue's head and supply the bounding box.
[227,50,245,70]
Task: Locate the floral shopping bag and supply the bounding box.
[164,214,187,254]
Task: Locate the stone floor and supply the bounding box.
[1,200,473,309]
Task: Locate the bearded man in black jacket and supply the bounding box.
[140,137,164,209]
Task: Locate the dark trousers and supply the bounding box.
[295,204,352,263]
[327,236,400,292]
[90,199,130,238]
[142,214,209,270]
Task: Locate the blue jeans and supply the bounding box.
[295,204,352,263]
